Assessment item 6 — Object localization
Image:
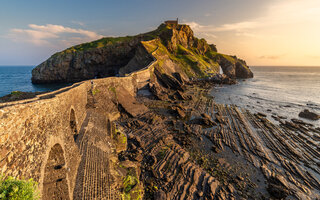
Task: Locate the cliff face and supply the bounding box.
[32,37,144,83]
[215,54,253,79]
[32,23,253,83]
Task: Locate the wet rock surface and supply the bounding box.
[115,79,320,199]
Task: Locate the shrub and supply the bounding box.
[10,91,23,97]
[0,175,39,200]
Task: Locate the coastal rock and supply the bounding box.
[189,113,217,127]
[173,91,186,100]
[267,176,290,199]
[173,107,186,119]
[218,55,253,79]
[298,109,320,120]
[32,38,152,83]
[115,87,148,117]
[32,23,253,84]
[154,68,184,91]
[149,82,168,100]
[210,74,237,85]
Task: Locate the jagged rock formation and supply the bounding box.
[32,23,253,83]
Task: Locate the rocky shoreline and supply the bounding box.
[111,77,320,199]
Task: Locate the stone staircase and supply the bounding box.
[73,110,120,200]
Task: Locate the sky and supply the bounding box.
[1,0,320,66]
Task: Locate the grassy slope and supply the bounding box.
[143,38,220,78]
[53,24,169,56]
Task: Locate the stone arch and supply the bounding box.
[70,108,78,141]
[42,143,70,200]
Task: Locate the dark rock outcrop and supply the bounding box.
[209,74,237,85]
[154,68,184,91]
[218,55,253,79]
[299,109,320,120]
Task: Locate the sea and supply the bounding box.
[0,66,69,98]
[211,66,320,127]
[1,66,319,126]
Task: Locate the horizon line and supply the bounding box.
[1,65,320,68]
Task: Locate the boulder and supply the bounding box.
[189,113,217,127]
[154,68,184,91]
[298,109,320,120]
[173,107,186,119]
[149,82,168,100]
[210,74,237,85]
[267,175,290,199]
[115,87,148,117]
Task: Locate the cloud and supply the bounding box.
[258,55,286,60]
[187,22,217,39]
[187,21,259,41]
[8,24,103,47]
[71,21,85,26]
[213,21,258,32]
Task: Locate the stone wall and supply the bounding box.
[0,83,88,198]
[0,45,157,199]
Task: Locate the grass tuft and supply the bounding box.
[0,175,39,200]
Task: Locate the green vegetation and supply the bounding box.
[10,91,23,97]
[91,88,100,95]
[121,169,142,200]
[143,36,221,79]
[142,41,158,53]
[115,128,127,145]
[109,86,118,100]
[60,36,135,54]
[189,150,228,184]
[123,174,138,193]
[172,45,219,78]
[51,35,138,58]
[54,24,170,57]
[109,86,116,94]
[142,23,171,41]
[113,127,127,153]
[206,50,237,64]
[0,175,39,200]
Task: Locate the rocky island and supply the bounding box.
[31,23,253,84]
[1,22,319,200]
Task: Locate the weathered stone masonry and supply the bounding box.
[0,43,157,199]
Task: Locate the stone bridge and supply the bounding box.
[0,40,158,199]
